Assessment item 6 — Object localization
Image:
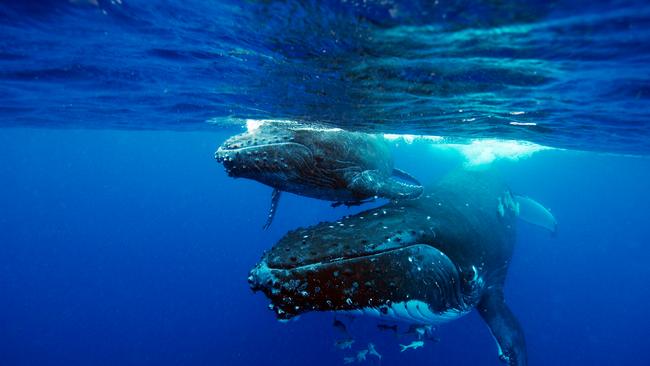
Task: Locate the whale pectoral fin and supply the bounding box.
[391,168,422,186]
[379,176,424,200]
[513,195,557,235]
[349,170,423,201]
[262,189,282,230]
[478,289,527,366]
[331,199,373,208]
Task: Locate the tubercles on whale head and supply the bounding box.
[214,122,314,183]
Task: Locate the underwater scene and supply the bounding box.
[1,1,649,366]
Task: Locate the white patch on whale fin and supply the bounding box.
[350,170,423,201]
[263,188,282,230]
[514,195,557,234]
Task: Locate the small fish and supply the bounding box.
[405,324,435,340]
[343,356,356,364]
[400,340,425,352]
[333,318,348,334]
[356,349,368,362]
[367,343,382,360]
[335,338,355,350]
[377,323,398,333]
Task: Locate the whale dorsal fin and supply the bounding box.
[263,188,282,229]
[477,289,527,366]
[349,170,423,201]
[513,195,557,235]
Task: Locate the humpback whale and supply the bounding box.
[215,122,423,228]
[249,170,554,365]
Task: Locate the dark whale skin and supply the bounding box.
[250,170,527,366]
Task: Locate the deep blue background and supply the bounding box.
[1,128,649,365]
[2,0,650,364]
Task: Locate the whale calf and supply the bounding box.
[215,121,423,228]
[249,170,553,365]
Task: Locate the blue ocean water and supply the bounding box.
[1,0,650,152]
[1,1,650,366]
[2,129,650,366]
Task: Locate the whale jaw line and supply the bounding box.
[249,244,471,322]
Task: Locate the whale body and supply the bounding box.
[249,169,534,365]
[215,122,423,228]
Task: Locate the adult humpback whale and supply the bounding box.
[215,121,423,228]
[249,170,555,366]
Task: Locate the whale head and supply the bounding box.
[214,122,316,187]
[248,203,480,323]
[215,121,394,196]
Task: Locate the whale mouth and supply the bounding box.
[272,243,423,270]
[215,139,314,178]
[215,122,298,161]
[215,142,296,164]
[249,243,466,321]
[216,141,304,157]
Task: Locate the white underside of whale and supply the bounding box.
[340,300,470,325]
